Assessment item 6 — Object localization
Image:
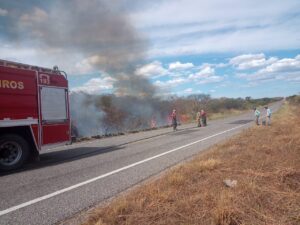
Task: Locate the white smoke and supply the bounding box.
[3,0,167,136]
[69,93,171,137]
[70,93,106,137]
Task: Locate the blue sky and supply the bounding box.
[0,0,299,98]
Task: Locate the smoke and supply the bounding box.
[70,92,171,137]
[4,0,167,136]
[109,95,169,130]
[13,0,157,96]
[70,93,106,137]
[51,0,163,135]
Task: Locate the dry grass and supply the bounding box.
[208,109,246,120]
[82,103,300,225]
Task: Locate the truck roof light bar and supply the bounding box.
[0,59,68,79]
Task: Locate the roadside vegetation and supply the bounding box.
[71,93,281,138]
[286,94,300,105]
[81,99,299,225]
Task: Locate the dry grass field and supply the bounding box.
[208,109,246,120]
[81,102,300,225]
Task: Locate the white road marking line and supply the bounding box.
[0,123,249,216]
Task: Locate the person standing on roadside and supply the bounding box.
[171,109,177,131]
[200,109,207,127]
[254,107,260,125]
[196,111,201,127]
[265,106,272,125]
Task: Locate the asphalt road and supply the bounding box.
[0,102,282,225]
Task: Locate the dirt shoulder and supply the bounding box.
[80,102,299,225]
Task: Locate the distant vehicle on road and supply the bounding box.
[0,60,71,171]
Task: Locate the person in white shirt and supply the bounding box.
[265,106,272,125]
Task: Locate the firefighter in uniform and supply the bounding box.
[200,109,207,127]
[196,111,201,127]
[171,109,177,131]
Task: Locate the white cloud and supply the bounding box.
[133,0,299,29]
[230,53,278,70]
[135,61,168,77]
[198,75,224,84]
[189,66,215,80]
[71,77,115,94]
[239,55,300,82]
[235,73,248,78]
[260,55,300,73]
[0,45,38,62]
[241,82,260,88]
[0,8,8,16]
[183,88,193,94]
[276,72,300,82]
[154,77,186,88]
[188,65,224,84]
[148,24,300,57]
[0,44,81,74]
[215,63,228,68]
[133,0,300,58]
[169,61,194,70]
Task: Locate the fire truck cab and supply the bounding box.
[0,60,71,171]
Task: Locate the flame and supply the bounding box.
[150,116,157,128]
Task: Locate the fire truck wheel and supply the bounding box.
[0,134,30,171]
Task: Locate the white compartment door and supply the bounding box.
[40,87,67,122]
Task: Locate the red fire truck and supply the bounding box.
[0,59,71,171]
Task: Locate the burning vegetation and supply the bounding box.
[70,93,282,138]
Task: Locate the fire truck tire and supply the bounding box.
[0,134,30,171]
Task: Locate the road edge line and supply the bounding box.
[0,123,249,217]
